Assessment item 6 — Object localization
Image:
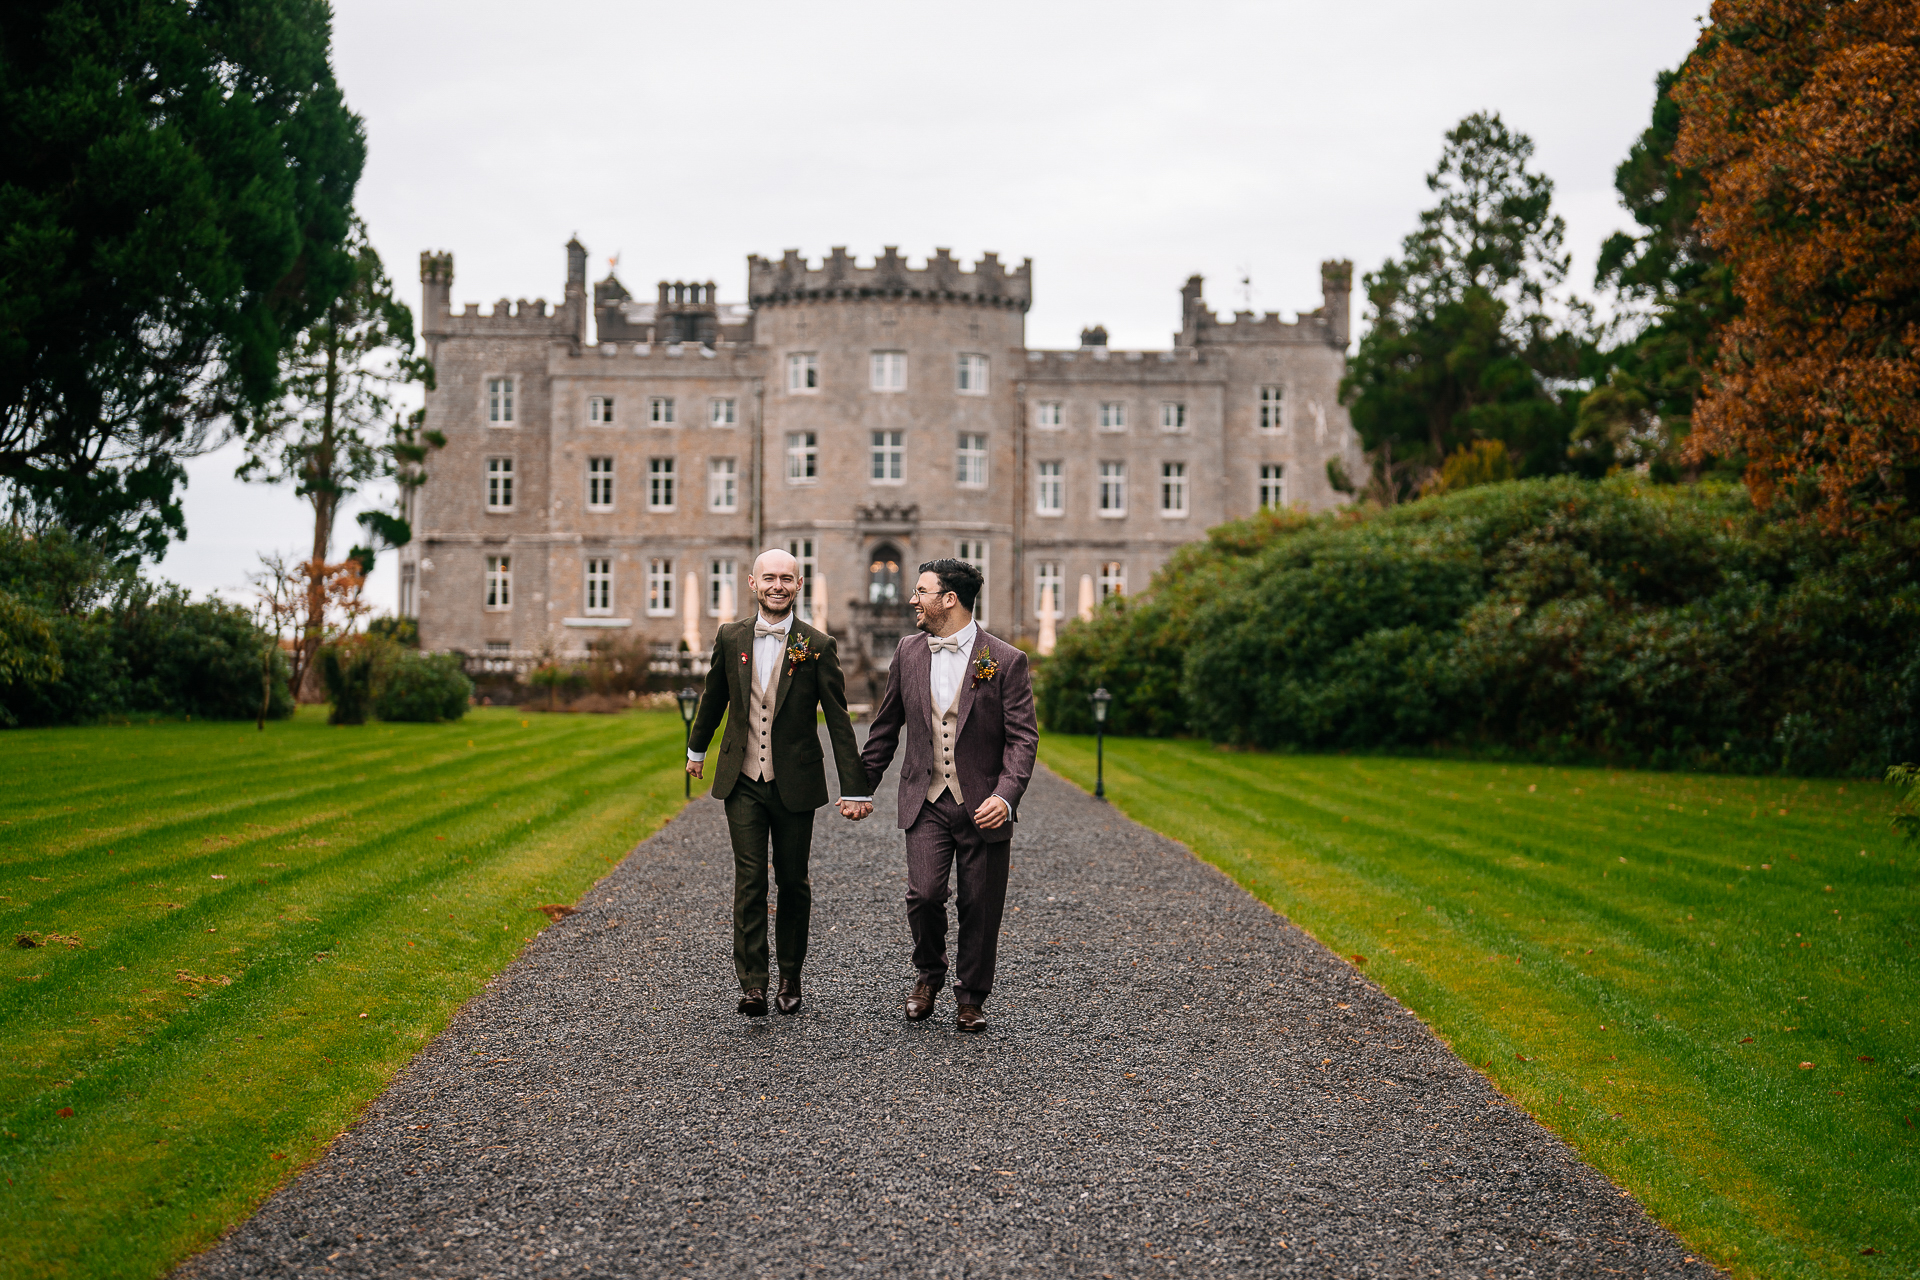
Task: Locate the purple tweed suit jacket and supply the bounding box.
[858,628,1038,842]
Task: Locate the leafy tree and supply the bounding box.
[1342,113,1592,496]
[1672,0,1920,525]
[0,0,365,561]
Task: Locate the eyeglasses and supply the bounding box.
[908,587,952,600]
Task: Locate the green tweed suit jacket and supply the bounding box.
[687,617,868,812]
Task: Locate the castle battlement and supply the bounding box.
[747,247,1032,311]
[419,242,589,345]
[1021,348,1211,371]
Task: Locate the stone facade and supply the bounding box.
[403,241,1363,699]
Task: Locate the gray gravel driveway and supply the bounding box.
[181,750,1697,1278]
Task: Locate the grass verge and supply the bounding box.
[1039,737,1917,1280]
[0,706,696,1279]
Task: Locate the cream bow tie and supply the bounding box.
[754,622,787,639]
[928,635,965,654]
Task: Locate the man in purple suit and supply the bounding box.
[859,559,1038,1033]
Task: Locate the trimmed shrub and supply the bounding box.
[373,649,471,722]
[319,642,378,725]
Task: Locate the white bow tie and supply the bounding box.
[928,635,965,654]
[754,622,786,639]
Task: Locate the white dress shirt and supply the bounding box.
[927,621,1007,823]
[687,611,791,764]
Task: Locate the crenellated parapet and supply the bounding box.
[747,246,1031,310]
[1176,264,1352,350]
[420,241,589,348]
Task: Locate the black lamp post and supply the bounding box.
[676,686,700,797]
[1089,686,1112,801]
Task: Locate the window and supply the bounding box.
[708,558,736,617]
[485,555,512,610]
[956,539,988,626]
[708,457,738,512]
[584,557,613,615]
[1034,561,1063,619]
[955,432,987,487]
[870,351,906,391]
[867,543,903,605]
[1259,385,1285,431]
[788,538,816,620]
[786,431,818,482]
[709,397,737,426]
[647,559,674,615]
[1034,400,1063,429]
[487,377,514,424]
[1099,561,1126,598]
[1098,461,1127,516]
[1160,461,1188,516]
[1035,460,1064,515]
[649,396,675,425]
[486,457,514,510]
[586,456,614,510]
[588,395,614,425]
[399,561,417,616]
[956,353,988,395]
[787,352,819,392]
[648,457,676,511]
[1260,463,1286,508]
[1160,402,1187,432]
[870,430,904,482]
[1098,401,1127,432]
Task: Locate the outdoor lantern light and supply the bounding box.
[1089,686,1113,800]
[676,686,701,797]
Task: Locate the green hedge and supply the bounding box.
[371,648,470,722]
[1038,478,1920,775]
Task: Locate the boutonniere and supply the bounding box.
[971,649,998,687]
[739,650,750,665]
[785,634,820,674]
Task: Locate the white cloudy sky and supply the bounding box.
[159,0,1703,609]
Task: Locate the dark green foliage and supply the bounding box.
[372,649,470,723]
[1039,478,1920,775]
[0,589,61,725]
[319,643,376,725]
[366,616,419,648]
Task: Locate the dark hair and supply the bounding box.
[919,558,983,613]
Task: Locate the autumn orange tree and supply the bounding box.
[1673,0,1920,525]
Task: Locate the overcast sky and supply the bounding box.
[158,0,1703,609]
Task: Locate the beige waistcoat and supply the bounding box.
[744,661,776,781]
[926,684,964,805]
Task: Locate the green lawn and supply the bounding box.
[1040,737,1917,1280]
[0,707,696,1279]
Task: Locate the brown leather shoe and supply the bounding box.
[774,975,802,1015]
[737,987,768,1016]
[904,980,937,1021]
[955,1003,986,1034]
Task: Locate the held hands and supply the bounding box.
[973,794,1010,830]
[837,799,874,821]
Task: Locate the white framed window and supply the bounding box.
[648,457,676,511]
[708,457,738,512]
[1034,400,1063,429]
[870,351,907,391]
[649,396,675,425]
[588,395,614,425]
[647,558,675,615]
[956,432,987,487]
[1098,460,1127,516]
[1098,401,1127,432]
[586,456,614,511]
[1160,461,1188,516]
[1034,561,1063,618]
[485,555,512,610]
[786,431,818,483]
[1159,402,1187,432]
[584,556,613,615]
[486,376,515,425]
[956,353,988,395]
[787,352,819,393]
[956,539,988,627]
[709,397,738,427]
[399,561,417,616]
[1099,561,1126,598]
[870,430,904,483]
[486,457,514,510]
[1260,463,1286,508]
[1035,460,1064,515]
[787,538,816,621]
[708,558,736,617]
[1259,384,1285,431]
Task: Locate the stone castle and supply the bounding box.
[402,239,1363,697]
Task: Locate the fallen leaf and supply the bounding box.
[1740,1036,1754,1044]
[535,904,577,922]
[57,1107,73,1118]
[270,1153,285,1161]
[210,874,226,880]
[1799,1062,1815,1070]
[1859,1055,1875,1063]
[1350,954,1367,965]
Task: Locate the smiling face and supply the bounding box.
[910,570,959,636]
[750,550,801,620]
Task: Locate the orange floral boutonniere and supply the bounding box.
[971,650,998,687]
[786,635,820,675]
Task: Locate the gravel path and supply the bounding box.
[182,745,1697,1278]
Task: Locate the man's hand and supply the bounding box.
[973,794,1010,830]
[685,758,704,780]
[837,799,873,821]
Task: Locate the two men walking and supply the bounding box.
[686,551,1036,1031]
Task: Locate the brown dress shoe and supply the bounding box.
[955,1003,987,1033]
[904,980,937,1021]
[775,975,802,1015]
[737,987,768,1016]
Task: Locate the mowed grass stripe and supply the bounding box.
[1039,737,1916,1280]
[0,708,696,1280]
